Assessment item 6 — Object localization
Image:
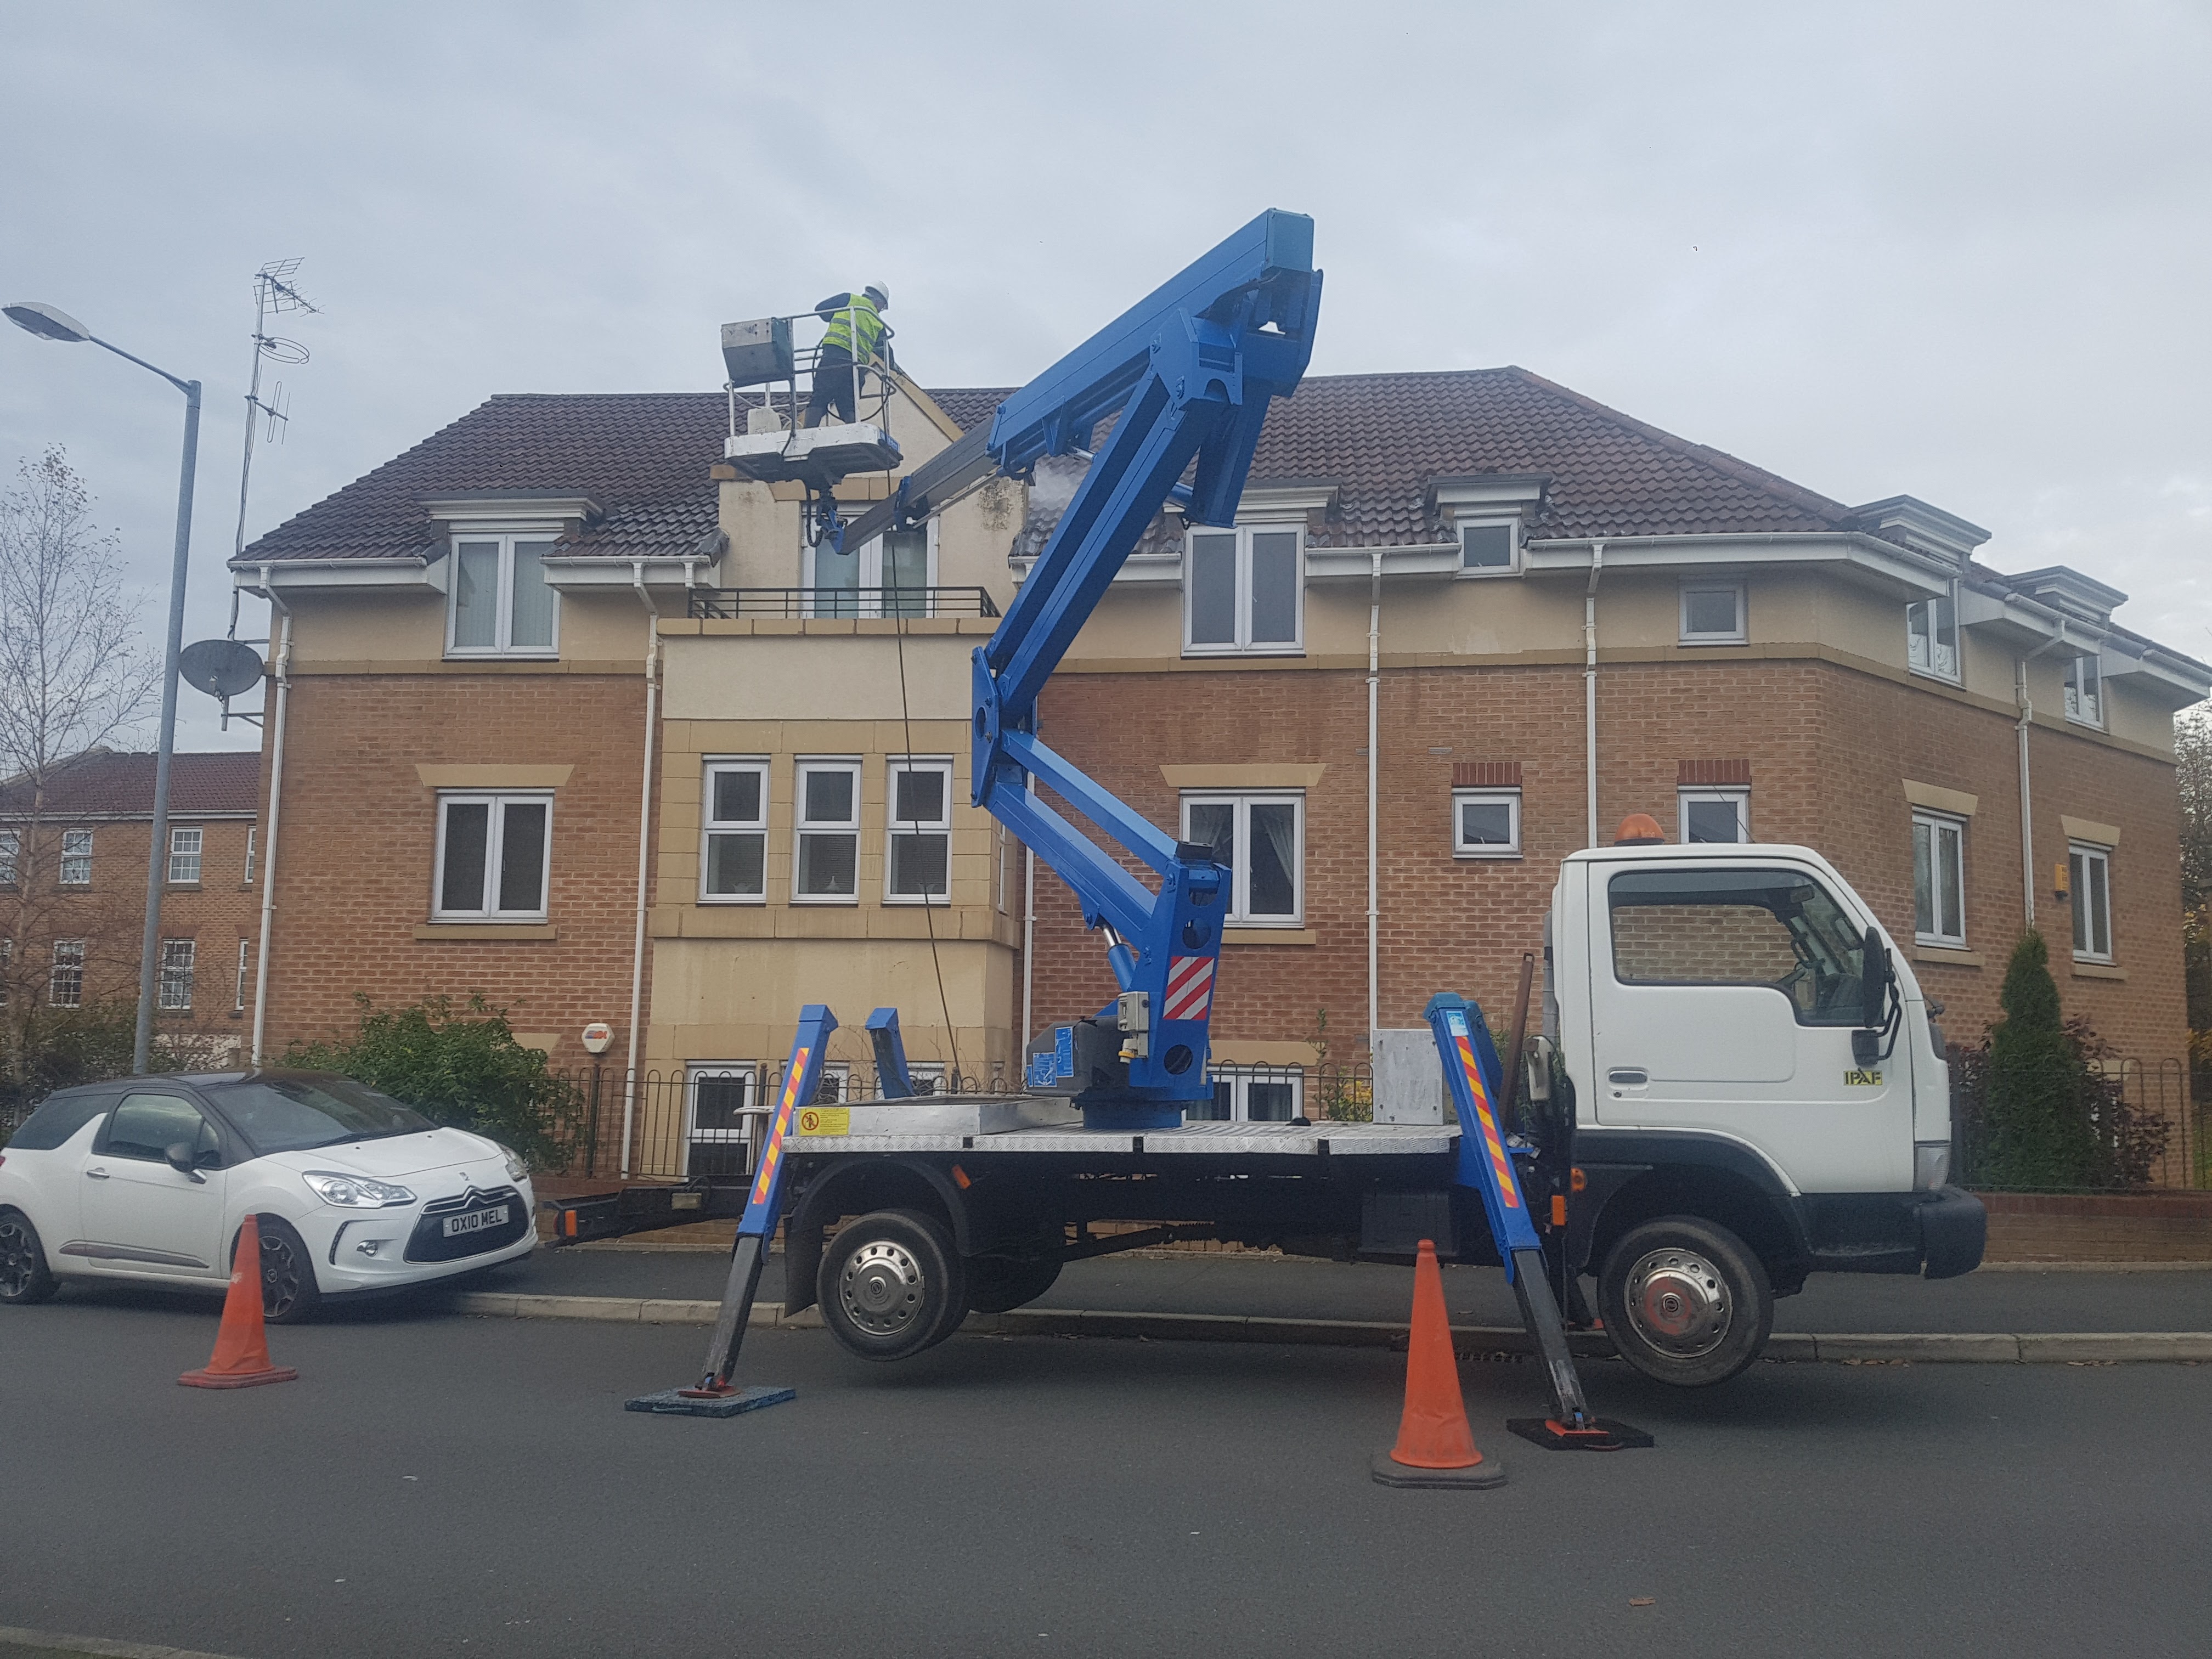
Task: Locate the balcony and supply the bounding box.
[685,586,1001,621]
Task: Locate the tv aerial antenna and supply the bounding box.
[216,259,319,728]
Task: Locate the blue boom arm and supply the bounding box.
[862,211,1319,1124]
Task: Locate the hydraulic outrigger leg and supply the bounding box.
[1425,995,1652,1452]
[623,1005,838,1417]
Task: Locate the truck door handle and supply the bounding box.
[86,1167,110,1180]
[1606,1069,1648,1087]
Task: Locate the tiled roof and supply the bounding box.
[239,369,1867,570]
[0,751,261,819]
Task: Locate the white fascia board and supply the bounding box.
[231,558,448,595]
[423,494,599,522]
[1235,484,1336,523]
[1009,554,1182,586]
[2101,642,2212,707]
[1522,534,1953,597]
[1305,543,1462,579]
[540,556,720,591]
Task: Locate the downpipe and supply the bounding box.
[249,568,292,1065]
[1367,545,1381,1046]
[622,562,661,1177]
[2015,628,2067,932]
[1584,542,1605,848]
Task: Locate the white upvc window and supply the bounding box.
[158,939,195,1011]
[1458,519,1519,575]
[995,821,1009,915]
[793,759,861,903]
[447,535,559,657]
[433,792,552,920]
[2063,653,2103,727]
[167,826,202,884]
[0,829,17,886]
[1913,811,1967,946]
[1180,792,1304,925]
[684,1063,758,1177]
[1452,788,1522,859]
[1184,526,1303,655]
[805,524,936,617]
[700,760,769,903]
[1907,588,1960,681]
[1679,582,1747,645]
[885,757,952,905]
[810,1062,854,1104]
[234,939,251,1014]
[60,830,92,885]
[50,939,84,1008]
[2069,842,2113,962]
[904,1061,947,1097]
[1190,1068,1305,1122]
[244,827,257,884]
[1679,788,1750,844]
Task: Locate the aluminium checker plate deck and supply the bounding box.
[788,1111,1459,1159]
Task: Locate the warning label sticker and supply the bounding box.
[797,1107,850,1136]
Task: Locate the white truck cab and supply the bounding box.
[1542,840,1984,1383]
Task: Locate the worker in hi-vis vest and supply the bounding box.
[803,284,892,427]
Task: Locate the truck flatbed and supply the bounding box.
[791,1111,1457,1159]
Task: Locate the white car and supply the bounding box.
[0,1070,535,1321]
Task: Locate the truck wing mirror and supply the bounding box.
[1859,926,1892,1028]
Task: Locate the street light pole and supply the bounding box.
[3,301,202,1075]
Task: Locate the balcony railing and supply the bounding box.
[686,586,1000,620]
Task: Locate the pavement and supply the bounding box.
[472,1242,2212,1334]
[4,1298,2210,1658]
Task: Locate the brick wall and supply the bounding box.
[1030,657,2191,1066]
[259,673,651,1071]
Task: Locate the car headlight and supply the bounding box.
[301,1171,416,1208]
[490,1141,528,1182]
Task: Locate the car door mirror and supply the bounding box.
[163,1141,207,1183]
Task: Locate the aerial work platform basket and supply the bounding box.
[719,421,902,490]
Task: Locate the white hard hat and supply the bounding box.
[865,283,890,308]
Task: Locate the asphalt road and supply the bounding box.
[473,1245,2212,1333]
[3,1298,2209,1658]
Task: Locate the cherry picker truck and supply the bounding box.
[575,210,1985,1438]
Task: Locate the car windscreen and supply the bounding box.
[204,1076,435,1155]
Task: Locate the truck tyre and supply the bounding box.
[819,1209,966,1362]
[964,1255,1062,1314]
[1598,1216,1772,1388]
[0,1208,59,1305]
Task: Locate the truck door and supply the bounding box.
[1589,863,1911,1192]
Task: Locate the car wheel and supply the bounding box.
[1598,1216,1773,1388]
[964,1254,1061,1314]
[249,1216,323,1325]
[0,1207,58,1305]
[817,1209,965,1363]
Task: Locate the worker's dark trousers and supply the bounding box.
[804,346,859,427]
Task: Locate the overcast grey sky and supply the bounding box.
[4,0,2207,752]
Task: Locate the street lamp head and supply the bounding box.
[4,301,92,343]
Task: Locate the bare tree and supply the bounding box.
[0,448,162,1102]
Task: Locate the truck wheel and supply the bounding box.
[964,1255,1061,1314]
[818,1209,966,1362]
[0,1209,58,1305]
[1598,1216,1772,1387]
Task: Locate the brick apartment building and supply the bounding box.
[1,750,262,1063]
[230,362,2207,1165]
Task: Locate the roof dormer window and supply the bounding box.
[1907,588,1960,682]
[2062,653,2103,728]
[447,535,559,658]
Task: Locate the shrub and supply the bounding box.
[283,994,582,1170]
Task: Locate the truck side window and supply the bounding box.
[1608,867,1866,1026]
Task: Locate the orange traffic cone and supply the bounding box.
[1371,1239,1503,1487]
[179,1214,299,1390]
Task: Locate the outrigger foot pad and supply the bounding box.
[1506,1417,1654,1452]
[625,1384,795,1418]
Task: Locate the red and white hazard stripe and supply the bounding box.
[1161,955,1216,1023]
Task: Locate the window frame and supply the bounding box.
[791,757,863,906]
[1905,585,1962,684]
[1456,518,1520,577]
[2069,841,2113,963]
[244,827,257,885]
[1182,524,1305,657]
[60,829,92,885]
[234,938,251,1015]
[443,532,562,659]
[1451,788,1522,859]
[683,1062,759,1178]
[50,939,85,1008]
[167,825,203,885]
[2062,653,2104,729]
[1910,810,1968,947]
[699,758,770,905]
[1678,788,1751,845]
[803,520,939,618]
[431,790,554,922]
[0,828,18,887]
[1192,1068,1306,1123]
[157,938,195,1011]
[1178,790,1306,926]
[884,755,954,906]
[1679,582,1748,646]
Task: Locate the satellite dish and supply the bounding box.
[179,639,266,699]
